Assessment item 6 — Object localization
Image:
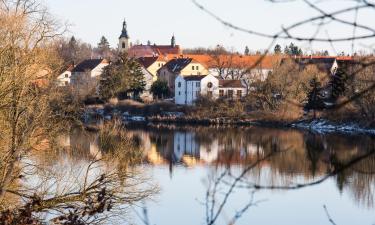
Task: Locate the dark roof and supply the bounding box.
[137,56,159,68]
[162,58,193,73]
[184,75,207,81]
[72,59,105,73]
[299,58,335,73]
[219,80,245,88]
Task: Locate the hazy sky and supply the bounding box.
[44,0,375,55]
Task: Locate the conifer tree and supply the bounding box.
[274,44,282,54]
[244,46,250,55]
[304,78,325,118]
[100,53,145,100]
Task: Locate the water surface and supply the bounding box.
[59,125,375,225]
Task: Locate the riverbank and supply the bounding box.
[83,100,375,136]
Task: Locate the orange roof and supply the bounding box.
[163,54,282,69]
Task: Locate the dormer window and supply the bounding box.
[65,74,69,78]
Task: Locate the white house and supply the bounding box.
[70,59,110,87]
[57,65,74,86]
[175,74,247,105]
[139,67,154,102]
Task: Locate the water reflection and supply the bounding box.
[54,124,375,224]
[58,125,375,209]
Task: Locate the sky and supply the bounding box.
[44,0,375,55]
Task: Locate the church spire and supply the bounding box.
[119,19,129,39]
[171,34,176,48]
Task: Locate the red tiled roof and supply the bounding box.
[219,80,245,88]
[164,54,281,69]
[128,45,181,58]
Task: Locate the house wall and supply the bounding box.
[91,62,109,78]
[57,70,72,86]
[140,67,154,102]
[201,75,220,99]
[147,60,166,80]
[219,87,247,99]
[180,62,209,75]
[186,80,201,105]
[158,68,177,94]
[175,75,187,105]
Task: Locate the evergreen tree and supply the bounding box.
[284,43,303,56]
[98,36,110,49]
[150,80,170,99]
[304,78,325,118]
[274,44,282,54]
[99,53,145,100]
[244,46,250,55]
[327,66,349,103]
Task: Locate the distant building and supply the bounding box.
[118,19,131,53]
[158,57,209,94]
[70,59,109,91]
[118,20,181,57]
[140,66,154,102]
[57,64,74,86]
[137,56,167,81]
[175,74,247,105]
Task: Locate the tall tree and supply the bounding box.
[99,53,145,100]
[98,36,110,49]
[244,46,250,55]
[150,80,170,99]
[304,78,325,118]
[284,43,303,56]
[274,44,282,54]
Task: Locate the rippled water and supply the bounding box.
[56,124,375,225]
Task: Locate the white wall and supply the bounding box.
[175,75,186,105]
[57,70,72,86]
[201,74,220,99]
[186,80,201,105]
[91,62,109,78]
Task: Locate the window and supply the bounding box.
[196,66,199,70]
[65,81,69,86]
[219,90,224,97]
[192,66,195,70]
[228,90,234,98]
[122,42,126,48]
[237,90,242,98]
[207,82,213,88]
[178,82,181,88]
[207,91,213,98]
[179,91,181,96]
[65,74,69,78]
[196,82,200,87]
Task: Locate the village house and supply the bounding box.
[164,54,279,93]
[139,66,154,101]
[175,74,247,105]
[137,56,167,81]
[158,57,209,94]
[70,59,110,89]
[57,64,74,86]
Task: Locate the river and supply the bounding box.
[54,124,375,225]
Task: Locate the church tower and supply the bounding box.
[119,19,130,52]
[171,34,176,48]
